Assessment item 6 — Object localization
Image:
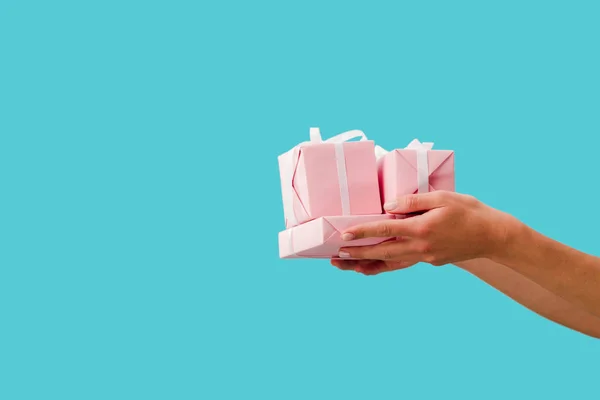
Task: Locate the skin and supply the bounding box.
[331,191,600,338]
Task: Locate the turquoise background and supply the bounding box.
[1,0,599,398]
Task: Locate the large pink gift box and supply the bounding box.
[377,139,455,204]
[278,128,382,229]
[279,215,398,259]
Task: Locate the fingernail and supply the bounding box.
[341,233,355,241]
[338,251,351,258]
[383,201,397,211]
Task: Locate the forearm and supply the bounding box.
[490,218,600,318]
[455,258,600,338]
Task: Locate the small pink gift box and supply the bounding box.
[278,128,382,229]
[377,139,455,204]
[279,215,399,259]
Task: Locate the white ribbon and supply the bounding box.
[280,127,367,227]
[376,139,434,193]
[334,142,350,215]
[321,127,367,216]
[405,139,433,193]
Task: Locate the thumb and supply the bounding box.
[383,191,450,214]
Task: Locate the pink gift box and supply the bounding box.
[279,128,382,229]
[279,215,399,259]
[377,140,455,204]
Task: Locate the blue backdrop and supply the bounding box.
[1,0,599,399]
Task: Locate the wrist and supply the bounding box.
[487,212,531,265]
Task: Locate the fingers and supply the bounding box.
[340,193,453,241]
[330,259,362,270]
[331,259,414,276]
[331,259,378,272]
[341,220,422,241]
[358,260,414,275]
[383,191,452,214]
[339,240,421,261]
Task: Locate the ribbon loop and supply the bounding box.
[309,127,322,142]
[324,129,367,143]
[308,127,367,144]
[405,139,434,151]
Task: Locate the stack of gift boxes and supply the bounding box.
[278,127,455,259]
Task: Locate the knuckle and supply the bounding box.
[431,257,447,266]
[415,223,432,237]
[381,249,394,260]
[432,190,447,200]
[377,224,393,237]
[461,193,478,206]
[423,254,437,264]
[415,241,432,254]
[351,249,365,259]
[404,195,419,210]
[351,230,364,239]
[435,190,454,203]
[435,190,455,204]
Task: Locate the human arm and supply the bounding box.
[333,191,600,333]
[331,256,600,338]
[487,217,600,319]
[455,258,600,338]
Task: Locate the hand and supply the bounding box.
[333,191,520,275]
[330,258,417,276]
